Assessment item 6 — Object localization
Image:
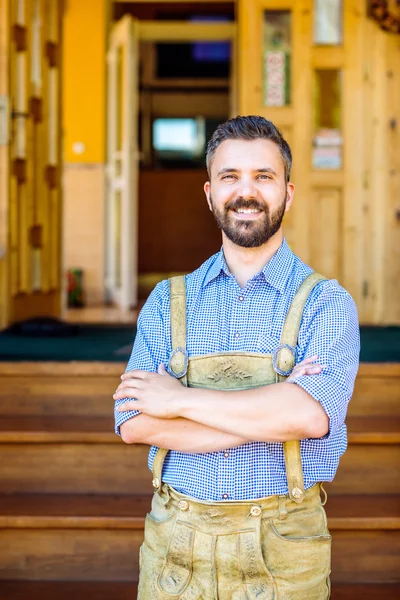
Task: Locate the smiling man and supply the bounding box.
[114,116,360,599]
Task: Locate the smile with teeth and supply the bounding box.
[234,208,261,214]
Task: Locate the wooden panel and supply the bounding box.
[138,169,221,273]
[1,582,400,600]
[349,373,400,416]
[1,492,398,531]
[342,1,367,314]
[332,530,400,583]
[11,289,61,321]
[139,21,235,42]
[0,525,399,583]
[6,0,63,325]
[310,188,342,281]
[0,443,152,494]
[0,362,398,417]
[289,0,313,264]
[0,582,138,600]
[0,529,142,581]
[146,91,229,118]
[383,33,400,323]
[327,444,400,495]
[1,440,399,495]
[0,376,119,416]
[0,0,10,329]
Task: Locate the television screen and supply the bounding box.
[151,117,224,168]
[153,118,199,153]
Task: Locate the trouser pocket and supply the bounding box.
[261,505,331,600]
[138,513,195,599]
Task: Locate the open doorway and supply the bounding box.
[105,2,237,310]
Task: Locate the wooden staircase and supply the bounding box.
[0,362,399,599]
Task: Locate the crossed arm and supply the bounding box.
[115,356,329,452]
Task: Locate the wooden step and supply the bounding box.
[0,415,398,444]
[0,582,399,600]
[0,493,398,582]
[0,493,398,530]
[0,416,398,494]
[0,363,122,418]
[0,362,399,418]
[0,442,152,494]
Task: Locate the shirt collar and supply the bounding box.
[203,238,294,293]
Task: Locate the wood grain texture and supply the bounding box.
[0,582,399,600]
[0,523,398,582]
[0,493,398,531]
[0,442,152,494]
[0,415,398,444]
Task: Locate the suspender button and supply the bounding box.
[178,500,189,511]
[292,487,303,499]
[250,505,262,517]
[152,478,160,489]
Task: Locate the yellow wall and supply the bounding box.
[62,0,107,305]
[63,0,105,163]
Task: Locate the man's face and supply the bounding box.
[204,138,294,248]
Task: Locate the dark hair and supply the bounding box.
[206,115,292,183]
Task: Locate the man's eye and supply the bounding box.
[257,174,272,180]
[222,175,236,180]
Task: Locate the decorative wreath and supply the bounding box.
[369,0,400,33]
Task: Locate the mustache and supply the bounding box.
[225,198,266,212]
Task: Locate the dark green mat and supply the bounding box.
[0,325,398,362]
[0,325,137,362]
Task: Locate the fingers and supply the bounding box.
[113,385,141,400]
[115,378,143,392]
[120,369,149,382]
[158,363,167,375]
[287,360,327,382]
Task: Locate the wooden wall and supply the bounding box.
[361,22,400,324]
[237,0,400,324]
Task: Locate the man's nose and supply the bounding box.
[237,177,258,198]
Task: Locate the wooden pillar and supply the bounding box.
[0,0,10,329]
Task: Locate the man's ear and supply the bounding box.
[204,181,212,211]
[285,182,295,212]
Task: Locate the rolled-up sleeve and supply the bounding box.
[114,281,169,435]
[292,281,360,438]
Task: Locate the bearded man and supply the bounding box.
[114,115,360,599]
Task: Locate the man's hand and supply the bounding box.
[286,354,325,383]
[114,364,184,419]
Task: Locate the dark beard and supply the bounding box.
[210,194,287,248]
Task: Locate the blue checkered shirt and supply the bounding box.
[115,239,360,501]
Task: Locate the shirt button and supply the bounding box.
[222,493,229,500]
[234,332,240,339]
[224,451,229,458]
[238,295,244,302]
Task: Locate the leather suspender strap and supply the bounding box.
[169,275,188,387]
[277,272,327,504]
[151,276,188,492]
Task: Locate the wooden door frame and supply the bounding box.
[105,17,237,309]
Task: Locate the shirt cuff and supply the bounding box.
[114,398,141,436]
[291,373,342,439]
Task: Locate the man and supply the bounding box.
[114,116,360,599]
